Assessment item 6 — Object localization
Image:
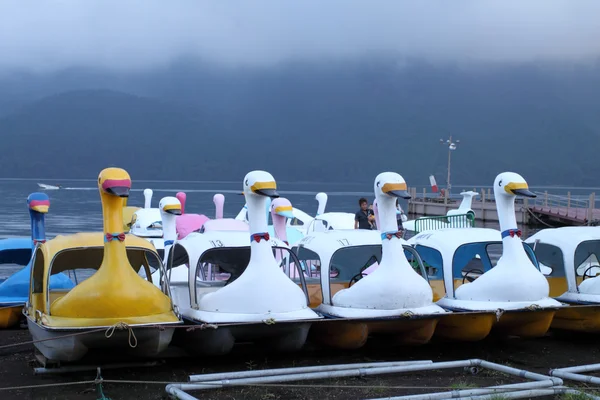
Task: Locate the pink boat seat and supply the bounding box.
[201,218,249,232]
[176,214,210,239]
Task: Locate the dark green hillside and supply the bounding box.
[1,59,599,186]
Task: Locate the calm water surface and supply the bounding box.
[0,178,584,278]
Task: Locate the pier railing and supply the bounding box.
[413,213,475,233]
[529,191,591,210]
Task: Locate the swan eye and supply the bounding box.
[245,179,249,186]
[498,179,502,187]
[376,181,381,187]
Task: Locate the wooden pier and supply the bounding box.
[407,188,600,226]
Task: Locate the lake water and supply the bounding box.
[0,178,585,278]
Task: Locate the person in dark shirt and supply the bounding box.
[396,198,405,231]
[354,197,375,230]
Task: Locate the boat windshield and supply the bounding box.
[42,247,161,288]
[452,242,540,280]
[0,248,32,280]
[329,245,382,283]
[574,240,600,278]
[191,246,308,304]
[529,242,565,277]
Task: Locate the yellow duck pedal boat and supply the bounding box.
[25,168,181,363]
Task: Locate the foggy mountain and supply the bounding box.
[1,58,599,187]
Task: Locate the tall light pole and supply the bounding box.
[440,136,459,199]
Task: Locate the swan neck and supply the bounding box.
[272,212,288,243]
[248,195,273,262]
[161,212,177,243]
[377,195,399,233]
[100,193,129,271]
[496,194,517,232]
[30,210,46,248]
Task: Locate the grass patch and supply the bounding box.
[450,381,478,389]
[560,392,600,400]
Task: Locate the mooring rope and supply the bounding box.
[104,322,138,348]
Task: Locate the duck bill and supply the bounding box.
[382,183,411,199]
[29,199,50,213]
[256,188,279,198]
[102,179,131,198]
[251,181,279,198]
[106,186,131,197]
[163,205,182,215]
[276,209,294,219]
[512,188,536,198]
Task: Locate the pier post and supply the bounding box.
[481,189,486,221]
[567,192,571,214]
[544,191,548,207]
[588,193,596,226]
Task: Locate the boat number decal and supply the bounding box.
[337,239,350,246]
[209,240,224,247]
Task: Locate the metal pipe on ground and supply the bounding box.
[551,369,600,385]
[166,360,480,398]
[34,361,162,375]
[374,380,557,400]
[188,360,433,382]
[464,387,600,400]
[550,363,600,385]
[165,359,563,400]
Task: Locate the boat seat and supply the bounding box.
[50,259,177,322]
[49,289,71,304]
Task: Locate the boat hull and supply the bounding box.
[0,305,22,329]
[434,311,497,342]
[491,309,556,338]
[174,318,314,356]
[550,304,600,333]
[308,315,439,350]
[27,317,176,363]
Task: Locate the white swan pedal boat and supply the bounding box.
[409,172,564,339]
[294,172,448,349]
[526,227,600,333]
[162,171,321,356]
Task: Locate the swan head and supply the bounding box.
[27,192,50,214]
[176,192,186,213]
[494,172,536,199]
[98,168,131,198]
[315,192,328,204]
[243,170,280,199]
[271,198,294,219]
[374,172,411,199]
[143,188,153,208]
[159,196,182,216]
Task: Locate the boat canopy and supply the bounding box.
[408,228,539,297]
[526,227,600,285]
[32,232,160,276]
[0,238,32,266]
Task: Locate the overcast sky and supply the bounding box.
[1,0,599,72]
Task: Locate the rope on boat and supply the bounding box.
[105,322,138,348]
[185,323,218,331]
[0,319,314,351]
[526,304,542,311]
[401,311,415,318]
[495,309,505,321]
